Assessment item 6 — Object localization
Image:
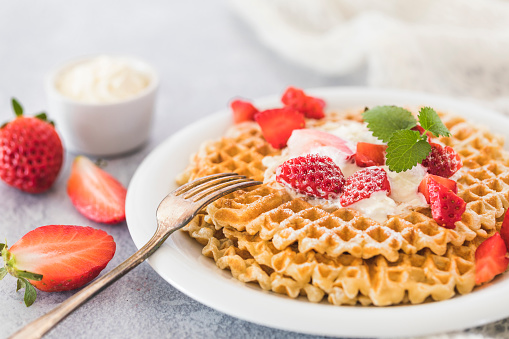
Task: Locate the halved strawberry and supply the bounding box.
[281,86,325,119]
[1,225,115,306]
[500,211,509,250]
[276,154,345,199]
[67,156,127,224]
[254,108,305,149]
[230,99,258,124]
[286,129,354,157]
[355,142,387,167]
[340,167,391,206]
[421,142,462,178]
[475,232,509,285]
[418,174,458,203]
[427,178,465,229]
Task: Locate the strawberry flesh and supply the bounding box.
[7,225,116,292]
[475,232,509,285]
[67,156,127,224]
[418,174,458,203]
[427,178,465,229]
[281,86,325,119]
[286,129,354,157]
[500,211,509,250]
[411,125,433,139]
[355,142,387,167]
[421,142,462,178]
[255,108,305,149]
[340,167,391,206]
[276,154,345,199]
[231,99,258,124]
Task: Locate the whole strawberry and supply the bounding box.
[0,99,63,193]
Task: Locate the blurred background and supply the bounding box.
[1,0,509,338]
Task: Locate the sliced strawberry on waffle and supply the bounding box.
[411,124,434,140]
[67,156,127,224]
[427,178,465,229]
[255,108,305,149]
[231,99,258,124]
[500,211,509,250]
[340,167,391,206]
[355,142,387,167]
[421,142,462,178]
[418,174,458,203]
[276,154,345,199]
[475,232,509,285]
[281,86,325,119]
[287,129,354,157]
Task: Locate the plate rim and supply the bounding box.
[126,86,509,338]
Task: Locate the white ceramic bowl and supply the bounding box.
[45,55,158,156]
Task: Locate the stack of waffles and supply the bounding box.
[176,111,509,306]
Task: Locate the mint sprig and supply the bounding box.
[363,106,451,172]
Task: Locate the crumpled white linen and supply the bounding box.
[229,0,509,115]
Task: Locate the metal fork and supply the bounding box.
[9,173,261,339]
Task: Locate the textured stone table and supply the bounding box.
[0,1,508,338]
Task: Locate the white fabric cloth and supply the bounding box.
[229,0,509,115]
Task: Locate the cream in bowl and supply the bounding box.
[46,55,158,156]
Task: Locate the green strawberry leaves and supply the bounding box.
[11,98,23,117]
[363,106,451,172]
[16,277,38,307]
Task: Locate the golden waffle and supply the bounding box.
[178,110,508,306]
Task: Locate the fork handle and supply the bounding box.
[9,229,172,339]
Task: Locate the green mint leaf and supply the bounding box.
[418,107,451,137]
[16,270,43,281]
[0,267,7,280]
[18,277,37,307]
[386,130,431,172]
[362,106,417,142]
[11,98,23,117]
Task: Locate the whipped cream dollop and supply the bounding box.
[56,56,151,103]
[262,119,428,223]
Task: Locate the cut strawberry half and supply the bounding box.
[1,225,115,305]
[418,174,458,203]
[230,99,258,124]
[281,86,325,119]
[427,178,466,229]
[67,156,127,224]
[421,142,462,178]
[286,129,354,157]
[354,142,387,167]
[475,232,509,285]
[254,108,305,149]
[276,154,345,199]
[500,211,509,250]
[340,167,391,206]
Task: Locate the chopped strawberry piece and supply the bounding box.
[418,174,458,203]
[254,108,305,149]
[230,99,258,124]
[427,178,465,229]
[287,129,354,157]
[276,154,345,199]
[281,86,325,119]
[340,167,391,206]
[355,142,387,167]
[421,142,462,178]
[411,125,433,139]
[3,225,115,295]
[67,156,127,224]
[500,211,509,250]
[475,232,509,285]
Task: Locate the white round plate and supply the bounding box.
[126,87,509,338]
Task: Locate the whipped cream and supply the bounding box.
[56,56,151,103]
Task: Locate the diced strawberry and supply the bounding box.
[230,99,258,124]
[281,86,325,119]
[287,129,354,157]
[67,156,127,224]
[421,142,462,178]
[355,142,387,167]
[340,167,391,206]
[500,211,509,250]
[276,154,345,199]
[1,225,115,305]
[418,174,458,203]
[427,178,466,229]
[475,232,509,285]
[254,108,305,149]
